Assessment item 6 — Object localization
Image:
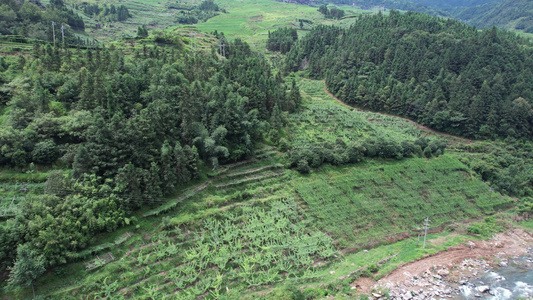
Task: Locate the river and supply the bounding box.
[458,249,533,300]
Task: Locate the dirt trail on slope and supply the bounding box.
[303,78,474,146]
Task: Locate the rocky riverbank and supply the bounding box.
[356,228,533,300]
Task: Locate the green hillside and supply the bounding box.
[1,1,533,299]
[456,0,533,33]
[2,76,513,299]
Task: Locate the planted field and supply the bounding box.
[293,155,512,250]
[45,198,337,299]
[195,0,367,51]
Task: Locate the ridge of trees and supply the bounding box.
[78,3,131,22]
[317,5,345,19]
[284,11,533,140]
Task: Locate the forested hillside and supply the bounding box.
[285,11,533,140]
[0,0,85,43]
[0,38,296,285]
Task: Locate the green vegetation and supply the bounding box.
[266,27,298,53]
[467,216,506,237]
[194,0,332,51]
[174,0,223,25]
[286,78,446,172]
[0,0,85,44]
[318,5,345,19]
[0,34,296,294]
[294,155,511,248]
[1,0,533,299]
[454,140,533,197]
[286,12,533,141]
[79,3,131,22]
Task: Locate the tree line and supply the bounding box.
[79,3,131,22]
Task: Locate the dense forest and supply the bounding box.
[0,38,297,286]
[284,11,533,197]
[285,11,533,140]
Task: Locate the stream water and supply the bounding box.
[457,249,533,299]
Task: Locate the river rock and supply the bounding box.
[402,291,413,300]
[499,261,508,267]
[476,285,490,293]
[372,293,382,298]
[437,269,450,276]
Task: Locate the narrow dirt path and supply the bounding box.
[301,78,475,146]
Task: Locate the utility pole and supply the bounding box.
[8,196,15,211]
[189,32,197,55]
[20,184,27,201]
[218,41,225,58]
[52,21,56,46]
[61,24,65,45]
[489,187,493,203]
[423,217,430,248]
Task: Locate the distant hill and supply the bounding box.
[286,0,532,33]
[455,0,533,32]
[280,0,447,17]
[410,0,500,11]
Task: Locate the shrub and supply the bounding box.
[32,140,59,164]
[296,159,310,174]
